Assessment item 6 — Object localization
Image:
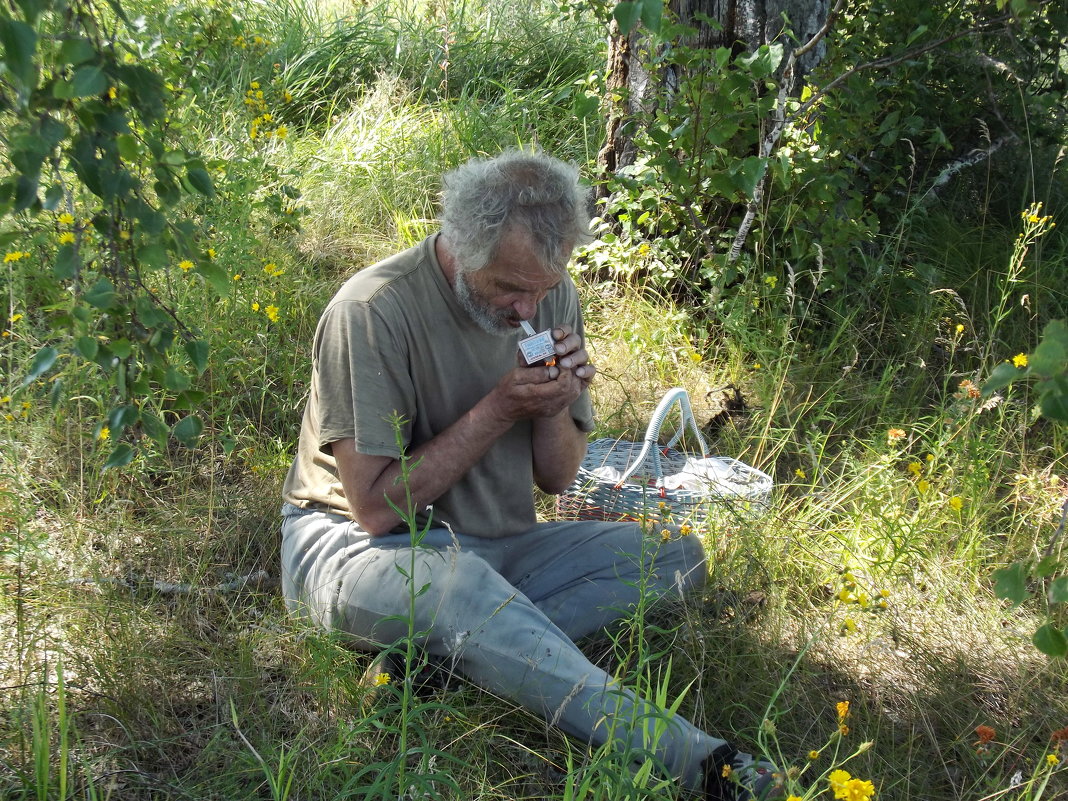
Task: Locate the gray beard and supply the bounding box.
[454,271,518,336]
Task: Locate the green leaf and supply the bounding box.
[982,361,1022,396]
[76,336,99,360]
[730,157,768,199]
[58,37,96,66]
[43,183,64,211]
[1032,624,1068,658]
[612,1,641,33]
[1030,332,1067,377]
[638,0,662,33]
[0,17,38,90]
[185,166,215,197]
[140,411,168,448]
[20,346,58,388]
[1039,379,1068,423]
[70,65,107,98]
[54,244,80,278]
[171,414,203,447]
[84,278,116,309]
[197,261,231,297]
[116,134,141,161]
[992,561,1029,607]
[185,340,209,374]
[19,348,57,388]
[103,443,134,470]
[1050,576,1068,604]
[107,404,140,433]
[164,367,191,392]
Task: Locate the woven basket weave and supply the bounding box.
[557,388,773,525]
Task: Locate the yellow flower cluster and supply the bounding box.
[4,250,31,263]
[829,769,876,801]
[245,77,292,141]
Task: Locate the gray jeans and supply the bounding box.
[280,504,726,788]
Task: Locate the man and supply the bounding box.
[280,149,778,800]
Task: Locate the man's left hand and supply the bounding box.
[547,324,596,384]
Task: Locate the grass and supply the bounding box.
[2,0,1068,798]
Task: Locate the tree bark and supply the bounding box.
[596,0,830,191]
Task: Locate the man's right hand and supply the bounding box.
[488,363,585,424]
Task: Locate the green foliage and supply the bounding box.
[0,0,231,464]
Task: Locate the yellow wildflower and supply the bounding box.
[374,672,391,686]
[119,229,131,240]
[948,495,963,511]
[955,323,965,334]
[660,529,671,542]
[265,305,280,323]
[917,479,931,493]
[0,396,10,403]
[233,273,242,281]
[1013,353,1028,368]
[764,274,778,288]
[721,764,732,779]
[283,89,293,103]
[808,750,820,760]
[250,80,260,89]
[679,524,693,537]
[10,314,22,323]
[58,212,74,225]
[251,302,260,312]
[107,86,117,100]
[690,351,703,363]
[753,362,762,369]
[98,426,110,441]
[837,700,850,721]
[178,260,194,272]
[4,251,24,263]
[207,248,217,259]
[274,124,288,140]
[794,468,806,479]
[58,232,75,245]
[842,778,875,801]
[1047,753,1060,767]
[842,618,857,634]
[263,262,284,277]
[829,769,851,797]
[906,461,922,476]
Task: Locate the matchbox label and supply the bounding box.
[519,330,556,365]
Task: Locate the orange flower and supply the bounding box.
[1050,726,1068,743]
[975,725,995,745]
[887,428,906,444]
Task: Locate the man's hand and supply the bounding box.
[490,325,597,424]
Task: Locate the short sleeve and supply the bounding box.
[313,298,415,458]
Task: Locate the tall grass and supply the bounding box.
[1,0,1067,798]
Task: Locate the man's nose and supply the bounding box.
[513,296,539,321]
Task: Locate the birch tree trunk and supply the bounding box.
[597,0,829,190]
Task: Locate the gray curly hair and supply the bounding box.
[439,148,593,276]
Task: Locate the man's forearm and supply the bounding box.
[337,396,514,535]
[531,408,587,495]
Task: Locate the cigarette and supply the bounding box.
[519,320,536,337]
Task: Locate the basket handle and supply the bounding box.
[614,387,709,486]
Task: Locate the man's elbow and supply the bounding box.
[535,473,577,496]
[351,501,399,536]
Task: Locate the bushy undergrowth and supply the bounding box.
[2,0,1067,799]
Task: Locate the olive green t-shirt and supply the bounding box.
[282,235,594,537]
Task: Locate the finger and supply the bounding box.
[574,362,597,381]
[557,346,588,370]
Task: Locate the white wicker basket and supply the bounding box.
[557,388,773,525]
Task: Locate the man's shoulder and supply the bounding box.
[330,240,432,308]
